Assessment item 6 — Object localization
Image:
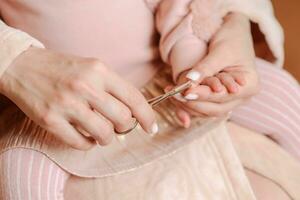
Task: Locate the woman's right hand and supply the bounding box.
[0,47,157,150]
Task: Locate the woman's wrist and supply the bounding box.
[0,47,34,95]
[220,12,255,62]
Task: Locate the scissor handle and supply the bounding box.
[115,119,139,135]
[115,81,192,135]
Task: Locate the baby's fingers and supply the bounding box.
[216,72,239,93]
[201,77,224,93]
[229,71,246,86]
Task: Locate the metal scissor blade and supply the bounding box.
[148,81,192,106]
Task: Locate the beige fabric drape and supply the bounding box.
[63,122,256,200]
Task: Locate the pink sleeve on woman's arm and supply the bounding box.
[0,20,44,80]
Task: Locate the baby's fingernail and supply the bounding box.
[185,93,198,100]
[150,123,159,136]
[186,70,201,81]
[174,93,187,102]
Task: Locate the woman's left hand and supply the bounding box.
[169,13,260,127]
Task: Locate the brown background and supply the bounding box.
[272,0,300,80]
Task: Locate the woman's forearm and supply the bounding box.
[0,20,44,94]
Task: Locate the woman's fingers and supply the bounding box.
[175,108,191,128]
[185,99,243,117]
[66,103,114,145]
[171,90,243,117]
[169,83,231,104]
[47,116,95,150]
[105,73,157,134]
[184,85,229,103]
[184,85,212,101]
[170,98,207,117]
[87,92,137,133]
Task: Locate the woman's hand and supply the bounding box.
[170,13,260,127]
[0,47,157,149]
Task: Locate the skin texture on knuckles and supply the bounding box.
[0,47,157,149]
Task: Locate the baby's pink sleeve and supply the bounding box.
[153,0,285,81]
[155,0,223,81]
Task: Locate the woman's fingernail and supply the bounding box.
[186,70,201,81]
[150,123,159,135]
[185,93,198,100]
[174,93,187,102]
[116,135,126,142]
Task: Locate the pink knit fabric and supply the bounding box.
[0,149,70,200]
[231,59,300,160]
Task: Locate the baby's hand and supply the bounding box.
[168,13,259,128]
[185,68,246,101]
[169,69,246,128]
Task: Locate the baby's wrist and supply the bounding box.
[224,13,251,32]
[169,36,208,82]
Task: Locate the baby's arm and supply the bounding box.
[155,0,223,82]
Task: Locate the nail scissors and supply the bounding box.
[115,81,192,135]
